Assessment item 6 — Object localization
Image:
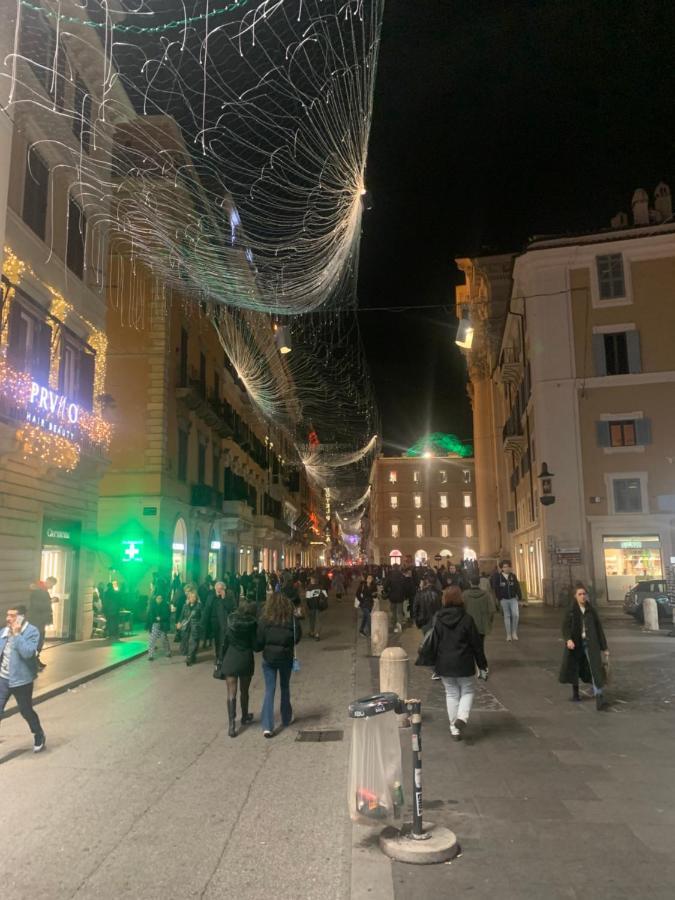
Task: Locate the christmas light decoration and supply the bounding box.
[16,424,80,471]
[405,434,473,459]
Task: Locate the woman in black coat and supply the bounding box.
[425,586,487,740]
[220,601,258,737]
[256,593,301,738]
[356,575,377,637]
[559,584,609,710]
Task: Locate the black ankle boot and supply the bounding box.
[227,699,238,737]
[571,685,581,702]
[240,690,253,725]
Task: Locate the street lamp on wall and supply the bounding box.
[455,308,474,349]
[538,462,556,506]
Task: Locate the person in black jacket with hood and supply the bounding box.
[428,586,487,741]
[256,593,301,737]
[146,589,172,660]
[220,601,258,736]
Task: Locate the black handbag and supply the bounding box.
[318,591,328,612]
[415,624,438,667]
[213,659,225,680]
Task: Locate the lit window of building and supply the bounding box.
[439,493,448,508]
[440,522,449,538]
[389,470,397,483]
[415,522,424,538]
[391,522,399,538]
[413,470,420,483]
[463,469,471,484]
[439,470,447,483]
[390,494,398,509]
[464,521,473,538]
[413,493,422,508]
[463,492,472,508]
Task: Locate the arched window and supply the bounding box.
[192,530,201,581]
[463,547,477,561]
[389,549,402,566]
[440,549,453,558]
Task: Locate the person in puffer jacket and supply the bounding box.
[426,586,487,741]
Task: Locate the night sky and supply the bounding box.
[358,0,675,455]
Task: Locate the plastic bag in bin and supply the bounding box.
[347,693,403,824]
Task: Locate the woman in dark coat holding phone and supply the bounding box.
[219,601,258,737]
[559,584,609,710]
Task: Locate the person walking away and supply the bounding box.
[462,576,494,678]
[492,560,522,641]
[383,566,406,633]
[256,594,301,738]
[199,578,216,650]
[28,577,56,669]
[219,600,258,736]
[212,581,237,662]
[356,574,377,637]
[176,586,202,666]
[0,606,45,751]
[305,575,327,640]
[146,591,172,660]
[103,582,121,640]
[333,571,345,602]
[426,587,487,741]
[412,575,442,633]
[559,584,610,710]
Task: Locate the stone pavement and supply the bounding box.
[354,603,675,900]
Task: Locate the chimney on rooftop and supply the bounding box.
[610,211,629,229]
[632,188,649,225]
[654,182,672,222]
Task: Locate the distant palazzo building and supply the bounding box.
[371,448,477,568]
[457,184,675,605]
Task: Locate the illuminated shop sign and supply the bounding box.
[29,382,80,423]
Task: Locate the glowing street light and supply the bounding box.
[274,324,292,354]
[455,308,474,349]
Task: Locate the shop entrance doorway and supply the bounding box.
[40,546,77,641]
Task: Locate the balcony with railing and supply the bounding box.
[176,366,234,438]
[497,346,524,385]
[502,413,526,458]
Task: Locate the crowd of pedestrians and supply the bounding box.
[0,557,611,753]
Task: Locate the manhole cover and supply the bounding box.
[296,729,344,742]
[322,644,352,652]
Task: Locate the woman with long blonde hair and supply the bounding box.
[256,593,302,737]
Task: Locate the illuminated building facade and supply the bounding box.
[0,2,132,637]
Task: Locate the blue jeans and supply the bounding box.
[261,660,293,732]
[359,607,371,635]
[500,598,519,638]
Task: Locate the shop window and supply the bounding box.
[439,493,448,509]
[415,522,424,538]
[390,495,398,509]
[413,493,422,508]
[391,522,399,538]
[177,429,188,482]
[22,148,49,241]
[66,196,86,279]
[439,470,447,483]
[612,477,643,513]
[388,470,397,483]
[463,492,472,509]
[440,522,449,538]
[596,254,625,300]
[389,550,402,566]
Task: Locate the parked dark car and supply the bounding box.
[623,580,674,624]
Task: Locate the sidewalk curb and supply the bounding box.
[3,647,148,718]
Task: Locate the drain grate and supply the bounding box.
[296,729,344,742]
[322,644,352,652]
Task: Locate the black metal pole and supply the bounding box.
[406,699,429,840]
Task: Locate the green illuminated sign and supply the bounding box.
[121,540,144,563]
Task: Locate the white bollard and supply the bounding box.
[380,646,409,727]
[643,596,660,631]
[370,610,389,656]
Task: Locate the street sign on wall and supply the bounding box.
[556,547,582,565]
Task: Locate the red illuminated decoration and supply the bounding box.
[308,511,320,535]
[308,429,320,448]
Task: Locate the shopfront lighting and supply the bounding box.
[455,308,474,349]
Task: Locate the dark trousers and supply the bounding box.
[359,607,372,636]
[477,633,487,669]
[180,626,200,662]
[36,625,46,654]
[0,678,43,736]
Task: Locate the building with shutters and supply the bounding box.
[457,184,675,606]
[0,2,133,639]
